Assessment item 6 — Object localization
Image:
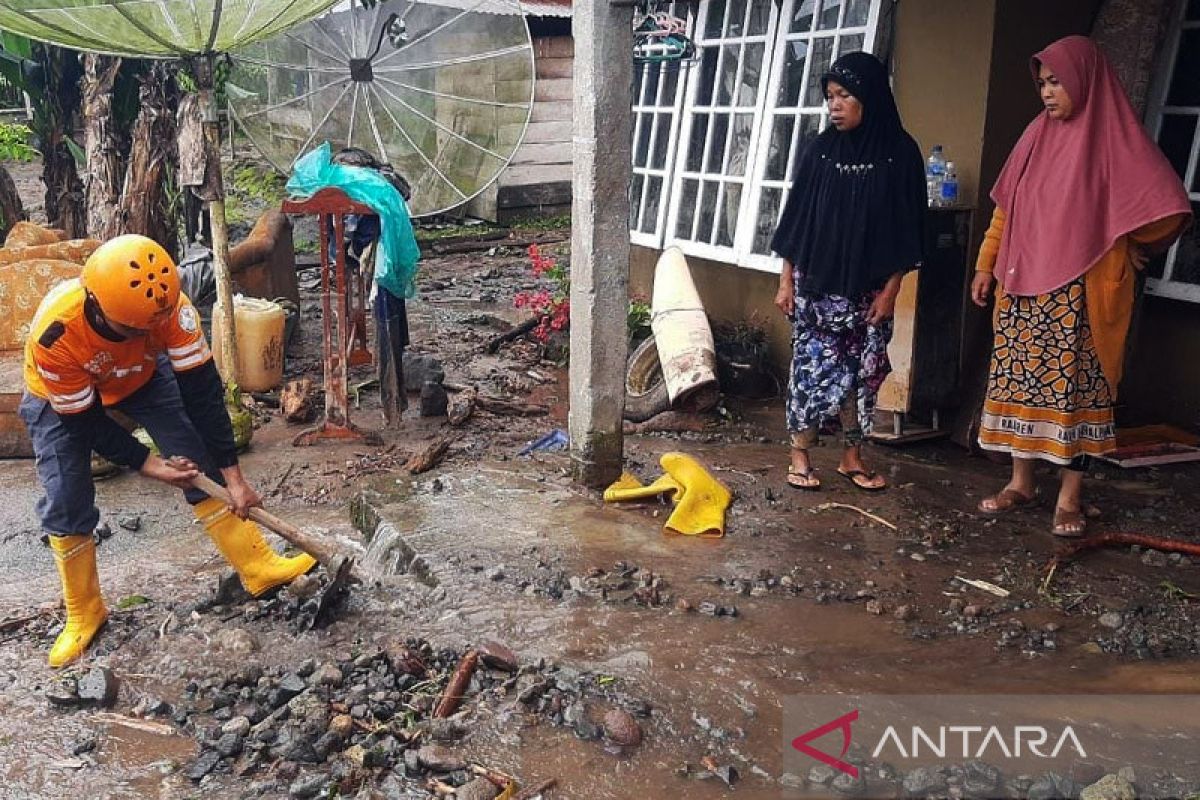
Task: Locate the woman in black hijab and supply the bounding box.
[771,51,925,491]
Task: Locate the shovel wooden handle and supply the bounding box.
[191,474,341,566]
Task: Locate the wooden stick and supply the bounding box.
[405,437,452,474]
[1050,532,1200,567]
[813,502,898,531]
[485,316,540,354]
[191,474,343,567]
[433,650,478,718]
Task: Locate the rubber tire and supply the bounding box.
[624,335,671,422]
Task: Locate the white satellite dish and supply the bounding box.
[227,0,536,217]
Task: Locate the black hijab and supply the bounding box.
[770,51,925,298]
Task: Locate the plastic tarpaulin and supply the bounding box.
[0,1,339,57]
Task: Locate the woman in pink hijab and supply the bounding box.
[971,35,1191,537]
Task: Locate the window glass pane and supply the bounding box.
[817,0,843,30]
[634,64,647,105]
[634,113,652,168]
[1148,251,1168,280]
[717,183,741,246]
[686,114,709,171]
[640,62,660,105]
[715,44,740,106]
[766,115,796,180]
[789,114,824,178]
[1188,0,1200,21]
[845,0,871,26]
[727,114,755,175]
[753,187,785,253]
[791,0,816,33]
[839,32,864,57]
[726,0,747,36]
[630,173,645,229]
[777,39,809,107]
[662,63,681,102]
[651,113,673,169]
[805,37,835,106]
[704,0,726,38]
[696,47,719,106]
[706,113,730,171]
[642,176,663,234]
[697,181,719,242]
[675,179,700,238]
[1167,29,1200,107]
[1175,201,1200,284]
[747,1,770,35]
[1157,113,1197,180]
[740,42,765,105]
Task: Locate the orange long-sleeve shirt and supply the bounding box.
[975,208,1188,395]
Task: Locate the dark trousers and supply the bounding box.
[375,286,409,426]
[20,357,221,536]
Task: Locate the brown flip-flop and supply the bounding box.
[1052,507,1087,538]
[836,468,886,492]
[977,488,1038,515]
[787,466,821,491]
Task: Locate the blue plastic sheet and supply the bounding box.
[286,142,421,299]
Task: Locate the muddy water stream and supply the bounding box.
[2,452,1199,799]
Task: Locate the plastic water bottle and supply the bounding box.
[939,161,959,207]
[926,145,946,206]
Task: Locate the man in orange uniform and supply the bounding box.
[21,234,314,667]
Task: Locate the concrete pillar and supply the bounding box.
[569,0,634,488]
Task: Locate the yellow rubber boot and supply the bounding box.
[602,471,681,503]
[48,534,109,668]
[660,452,732,537]
[194,498,316,597]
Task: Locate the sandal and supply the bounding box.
[787,466,821,491]
[1052,507,1087,538]
[977,488,1038,515]
[836,468,886,492]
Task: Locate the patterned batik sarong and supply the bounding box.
[979,277,1116,464]
[787,291,892,444]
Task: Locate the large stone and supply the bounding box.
[215,627,259,653]
[77,667,120,708]
[289,774,328,799]
[419,382,448,417]
[416,744,465,772]
[1081,774,1137,800]
[186,750,222,781]
[601,708,641,746]
[902,766,947,796]
[454,777,500,800]
[403,353,445,392]
[477,640,518,673]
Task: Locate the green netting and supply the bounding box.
[0,1,339,57]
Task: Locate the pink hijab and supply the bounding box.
[990,35,1191,296]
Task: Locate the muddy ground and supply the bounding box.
[2,163,1199,799]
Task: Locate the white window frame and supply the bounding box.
[630,45,693,247]
[1146,1,1200,302]
[653,0,880,272]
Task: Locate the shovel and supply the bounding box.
[190,473,360,623]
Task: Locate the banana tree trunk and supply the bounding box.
[119,62,179,255]
[41,46,85,238]
[81,54,123,240]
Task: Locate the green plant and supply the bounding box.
[0,122,37,162]
[628,294,651,340]
[230,164,287,204]
[510,213,571,232]
[514,244,569,342]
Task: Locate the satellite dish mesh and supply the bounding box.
[228,0,535,217]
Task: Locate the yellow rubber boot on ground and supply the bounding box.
[602,471,682,503]
[660,452,732,537]
[48,534,109,668]
[194,498,316,597]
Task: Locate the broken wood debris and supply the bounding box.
[513,778,558,800]
[477,394,548,417]
[433,649,479,718]
[280,378,314,423]
[405,436,453,474]
[485,316,540,355]
[448,387,477,427]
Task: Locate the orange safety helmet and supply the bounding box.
[81,234,180,329]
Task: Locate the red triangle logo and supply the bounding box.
[791,709,859,778]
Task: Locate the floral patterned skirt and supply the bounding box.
[979,278,1115,464]
[787,291,893,439]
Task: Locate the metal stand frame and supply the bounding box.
[282,188,380,446]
